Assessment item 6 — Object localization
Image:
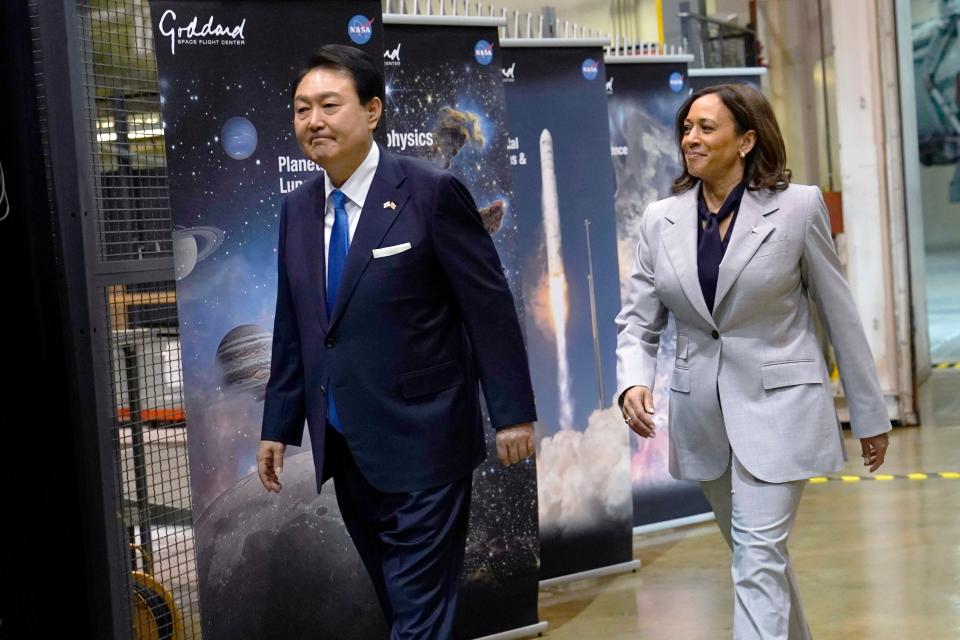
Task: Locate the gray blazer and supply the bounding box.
[615,182,890,483]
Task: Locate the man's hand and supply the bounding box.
[496,422,535,466]
[860,433,889,472]
[257,440,287,493]
[622,385,656,438]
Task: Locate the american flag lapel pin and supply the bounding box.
[383,200,397,211]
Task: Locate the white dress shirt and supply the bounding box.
[323,142,380,286]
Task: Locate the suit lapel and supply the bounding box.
[662,185,716,328]
[299,177,330,333]
[712,189,778,311]
[328,148,409,331]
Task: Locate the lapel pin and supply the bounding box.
[383,200,397,210]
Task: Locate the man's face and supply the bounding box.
[292,67,381,171]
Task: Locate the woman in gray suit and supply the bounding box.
[615,84,891,639]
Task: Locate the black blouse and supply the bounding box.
[697,182,747,313]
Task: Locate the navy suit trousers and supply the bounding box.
[325,427,472,640]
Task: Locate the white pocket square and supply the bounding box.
[372,242,412,259]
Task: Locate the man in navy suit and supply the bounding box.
[256,45,537,639]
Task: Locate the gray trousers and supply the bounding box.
[700,452,813,640]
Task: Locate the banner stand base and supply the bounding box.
[632,512,715,536]
[472,621,550,640]
[538,559,641,589]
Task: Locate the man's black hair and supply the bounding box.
[290,44,385,108]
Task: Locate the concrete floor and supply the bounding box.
[538,370,960,639]
[133,371,960,639]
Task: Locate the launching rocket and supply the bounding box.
[540,129,575,430]
[540,129,563,279]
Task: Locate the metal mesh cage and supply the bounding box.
[31,1,203,637]
[77,0,174,263]
[105,281,201,639]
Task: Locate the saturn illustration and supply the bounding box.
[172,225,225,280]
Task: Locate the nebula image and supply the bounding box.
[478,199,505,234]
[609,98,678,299]
[379,26,538,637]
[425,106,485,169]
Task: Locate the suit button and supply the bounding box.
[711,330,720,339]
[325,338,334,348]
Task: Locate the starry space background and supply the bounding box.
[152,2,396,638]
[153,0,384,514]
[381,22,540,637]
[606,60,712,527]
[501,45,635,580]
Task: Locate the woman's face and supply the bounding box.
[681,93,754,185]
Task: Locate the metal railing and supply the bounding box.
[679,10,757,68]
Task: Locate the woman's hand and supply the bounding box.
[622,385,656,438]
[860,433,890,472]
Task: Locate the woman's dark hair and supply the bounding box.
[671,83,790,194]
[290,44,385,110]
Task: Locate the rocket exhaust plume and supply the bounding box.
[540,129,574,429]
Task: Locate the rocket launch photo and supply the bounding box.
[539,128,575,430]
[503,44,634,579]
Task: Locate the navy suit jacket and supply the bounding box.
[261,144,537,493]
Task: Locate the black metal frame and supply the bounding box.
[679,4,758,68]
[28,2,185,637]
[1,1,109,636]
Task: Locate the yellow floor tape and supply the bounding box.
[808,471,957,482]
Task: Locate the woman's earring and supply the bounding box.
[739,150,746,159]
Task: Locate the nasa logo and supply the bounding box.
[474,40,494,65]
[582,58,599,80]
[669,71,685,92]
[347,14,374,45]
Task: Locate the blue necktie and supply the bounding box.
[326,189,349,432]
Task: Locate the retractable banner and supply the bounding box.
[605,56,712,528]
[688,66,767,92]
[381,17,541,638]
[150,2,390,638]
[501,42,634,580]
